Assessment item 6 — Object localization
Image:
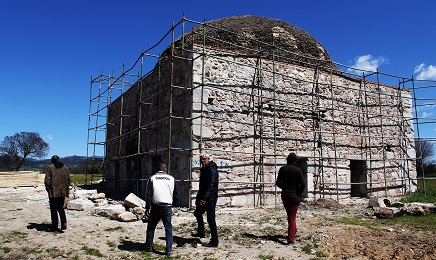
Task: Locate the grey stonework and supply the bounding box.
[102,17,416,207]
[103,45,416,207]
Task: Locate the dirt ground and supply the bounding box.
[0,172,435,260]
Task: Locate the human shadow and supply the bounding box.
[173,235,202,247]
[117,240,146,252]
[243,233,288,245]
[26,223,52,232]
[117,239,166,256]
[118,236,202,255]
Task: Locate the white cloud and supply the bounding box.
[46,135,54,141]
[347,54,388,75]
[422,112,432,118]
[414,63,425,74]
[414,63,436,80]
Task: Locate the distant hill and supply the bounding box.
[22,155,102,172]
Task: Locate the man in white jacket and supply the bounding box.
[144,162,180,256]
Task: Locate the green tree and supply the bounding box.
[0,132,49,171]
[415,139,435,176]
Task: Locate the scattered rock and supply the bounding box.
[67,198,95,211]
[116,211,138,222]
[92,204,126,218]
[124,193,146,209]
[369,196,386,208]
[374,207,395,219]
[89,192,106,201]
[406,204,425,216]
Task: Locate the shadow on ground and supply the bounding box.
[243,233,288,245]
[26,223,52,232]
[174,235,202,247]
[118,239,167,256]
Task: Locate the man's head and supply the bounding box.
[51,155,60,164]
[199,153,210,166]
[286,152,297,165]
[158,162,167,172]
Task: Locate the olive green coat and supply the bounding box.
[44,165,71,198]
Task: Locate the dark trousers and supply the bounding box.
[145,205,173,253]
[282,200,300,243]
[194,199,218,244]
[49,197,67,229]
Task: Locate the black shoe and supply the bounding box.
[287,241,295,245]
[191,232,205,238]
[47,227,59,232]
[61,225,67,230]
[203,242,218,247]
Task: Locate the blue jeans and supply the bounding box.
[145,204,173,253]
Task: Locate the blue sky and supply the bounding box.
[1,0,435,158]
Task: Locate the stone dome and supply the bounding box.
[168,15,335,69]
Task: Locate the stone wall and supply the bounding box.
[105,45,417,207]
[190,46,416,205]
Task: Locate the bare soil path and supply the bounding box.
[0,172,434,259]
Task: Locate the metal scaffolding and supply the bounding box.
[86,16,436,205]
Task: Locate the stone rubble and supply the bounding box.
[66,188,146,222]
[369,196,435,219]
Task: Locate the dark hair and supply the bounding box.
[157,161,167,171]
[286,153,297,164]
[51,155,64,169]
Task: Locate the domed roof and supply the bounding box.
[192,15,332,62]
[167,15,335,69]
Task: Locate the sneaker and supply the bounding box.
[191,232,206,238]
[61,225,67,230]
[287,241,295,245]
[202,241,218,247]
[165,250,172,256]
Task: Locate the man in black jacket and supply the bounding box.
[192,153,219,247]
[276,152,306,245]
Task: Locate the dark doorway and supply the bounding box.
[296,157,308,198]
[350,160,367,197]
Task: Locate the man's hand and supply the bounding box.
[199,200,206,206]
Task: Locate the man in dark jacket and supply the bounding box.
[192,153,219,247]
[276,152,305,244]
[44,155,71,232]
[144,162,180,256]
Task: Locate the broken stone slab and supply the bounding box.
[93,199,108,207]
[67,198,95,211]
[407,202,436,214]
[92,204,126,219]
[405,204,425,216]
[124,193,145,209]
[89,193,106,201]
[115,211,138,222]
[391,207,407,217]
[373,207,395,219]
[368,196,386,208]
[129,206,145,220]
[73,189,98,199]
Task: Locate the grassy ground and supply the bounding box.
[401,175,436,204]
[70,173,102,186]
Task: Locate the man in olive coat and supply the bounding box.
[44,155,71,232]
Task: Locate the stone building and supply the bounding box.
[94,16,417,207]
